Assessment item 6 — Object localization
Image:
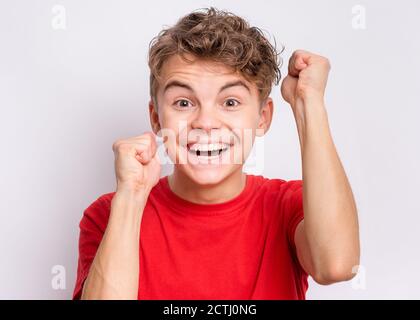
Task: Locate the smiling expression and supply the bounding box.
[149,54,273,185]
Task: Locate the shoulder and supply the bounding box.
[82,177,168,224]
[249,174,302,196]
[79,192,116,232]
[87,192,116,209]
[248,175,303,210]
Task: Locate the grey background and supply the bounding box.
[1,0,419,299]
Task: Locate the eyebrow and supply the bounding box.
[163,79,251,94]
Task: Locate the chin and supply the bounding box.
[178,163,239,187]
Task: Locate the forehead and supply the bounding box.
[158,54,255,91]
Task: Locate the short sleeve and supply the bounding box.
[72,194,112,300]
[281,180,306,275]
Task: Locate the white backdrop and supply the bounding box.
[1,0,419,299]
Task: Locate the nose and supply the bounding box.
[190,104,222,131]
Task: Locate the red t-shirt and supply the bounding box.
[73,174,308,299]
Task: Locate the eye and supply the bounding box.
[174,99,192,108]
[224,98,240,108]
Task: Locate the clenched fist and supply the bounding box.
[281,50,331,107]
[112,132,161,194]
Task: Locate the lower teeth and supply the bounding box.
[195,149,226,156]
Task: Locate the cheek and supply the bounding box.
[156,111,178,150]
[159,108,186,133]
[225,115,258,162]
[226,112,260,137]
[157,110,189,162]
[159,104,191,128]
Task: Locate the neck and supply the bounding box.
[168,168,246,204]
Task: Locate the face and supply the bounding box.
[149,54,273,186]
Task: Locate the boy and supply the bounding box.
[73,7,360,300]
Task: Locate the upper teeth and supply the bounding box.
[189,143,230,152]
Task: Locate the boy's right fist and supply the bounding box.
[112,132,161,194]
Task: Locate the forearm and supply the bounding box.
[81,188,148,300]
[296,96,360,278]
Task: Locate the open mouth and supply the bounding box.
[187,143,231,157]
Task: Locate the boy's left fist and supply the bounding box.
[281,50,330,106]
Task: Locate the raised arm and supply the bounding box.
[81,132,161,299]
[281,50,360,285]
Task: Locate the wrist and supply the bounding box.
[296,86,325,103]
[294,95,328,122]
[115,184,151,203]
[292,96,331,151]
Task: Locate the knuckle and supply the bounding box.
[112,140,121,151]
[326,59,331,69]
[114,141,131,153]
[320,57,330,67]
[141,132,151,141]
[295,49,305,57]
[142,138,152,148]
[144,132,156,147]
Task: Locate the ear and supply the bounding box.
[149,99,161,135]
[256,97,274,137]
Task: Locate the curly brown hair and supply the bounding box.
[148,7,283,106]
